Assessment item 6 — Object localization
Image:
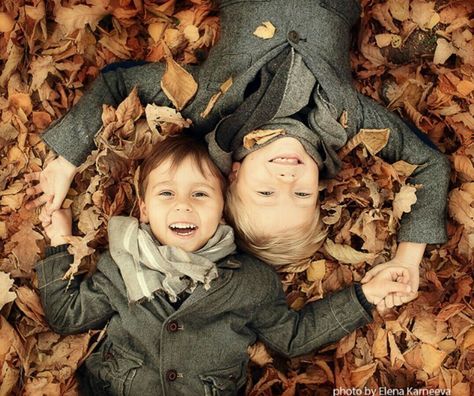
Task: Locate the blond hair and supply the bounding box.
[224,182,327,266]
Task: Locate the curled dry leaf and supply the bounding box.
[55,0,110,35]
[253,21,276,40]
[201,77,233,118]
[248,342,273,367]
[145,104,192,137]
[243,128,286,149]
[434,38,456,65]
[0,12,15,33]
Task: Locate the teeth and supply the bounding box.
[169,223,197,230]
[272,157,299,164]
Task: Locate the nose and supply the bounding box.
[268,163,302,182]
[174,201,192,212]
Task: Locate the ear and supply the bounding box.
[228,162,241,183]
[139,198,149,223]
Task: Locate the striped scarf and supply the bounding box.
[108,216,236,303]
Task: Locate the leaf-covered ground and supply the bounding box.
[0,0,473,395]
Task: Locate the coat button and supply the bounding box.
[166,369,178,382]
[166,320,179,333]
[288,30,300,44]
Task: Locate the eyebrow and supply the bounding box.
[151,181,216,192]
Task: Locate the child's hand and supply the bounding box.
[361,259,419,308]
[44,208,72,247]
[24,156,77,226]
[361,266,412,307]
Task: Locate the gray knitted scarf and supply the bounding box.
[108,216,236,303]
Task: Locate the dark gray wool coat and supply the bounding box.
[42,0,450,243]
[37,246,373,396]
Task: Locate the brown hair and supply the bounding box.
[225,182,327,266]
[138,134,226,198]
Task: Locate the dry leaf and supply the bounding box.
[0,271,16,310]
[324,239,376,264]
[434,38,456,65]
[55,0,109,35]
[306,260,326,281]
[0,12,15,33]
[393,185,417,219]
[387,0,409,22]
[200,77,233,118]
[253,21,276,40]
[160,44,198,110]
[248,342,273,367]
[243,129,286,149]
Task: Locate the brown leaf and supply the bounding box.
[243,129,286,149]
[350,363,377,388]
[160,44,198,110]
[306,260,326,281]
[324,239,376,264]
[55,0,109,35]
[420,343,447,375]
[248,342,273,367]
[200,77,233,118]
[434,38,456,65]
[393,185,417,220]
[7,222,42,274]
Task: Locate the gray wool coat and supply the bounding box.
[42,0,450,244]
[36,246,373,396]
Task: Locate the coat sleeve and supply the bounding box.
[41,62,172,167]
[35,247,115,335]
[250,271,373,358]
[356,93,451,244]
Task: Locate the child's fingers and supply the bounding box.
[25,184,43,197]
[25,194,51,211]
[361,265,385,283]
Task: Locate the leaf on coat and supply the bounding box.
[145,104,192,137]
[200,77,233,118]
[392,160,418,178]
[323,239,376,264]
[55,0,110,35]
[160,44,198,111]
[253,21,276,40]
[392,185,417,219]
[62,234,96,279]
[243,128,286,149]
[0,271,16,310]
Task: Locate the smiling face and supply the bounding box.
[231,137,319,235]
[139,156,225,252]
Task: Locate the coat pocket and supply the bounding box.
[99,342,144,396]
[319,0,361,27]
[199,362,246,396]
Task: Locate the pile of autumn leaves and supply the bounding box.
[0,0,472,395]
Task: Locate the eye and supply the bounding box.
[257,191,273,196]
[193,191,209,198]
[158,191,173,197]
[295,192,311,197]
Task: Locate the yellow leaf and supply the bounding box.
[248,342,273,367]
[375,34,395,48]
[160,44,198,111]
[0,44,23,87]
[434,38,456,65]
[372,327,388,358]
[243,128,286,149]
[323,239,375,264]
[307,260,326,281]
[388,332,405,368]
[253,21,276,40]
[0,12,15,33]
[457,80,474,96]
[393,185,417,220]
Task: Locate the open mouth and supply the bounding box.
[269,155,303,165]
[169,222,198,237]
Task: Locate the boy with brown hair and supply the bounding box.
[37,135,413,395]
[28,0,450,310]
